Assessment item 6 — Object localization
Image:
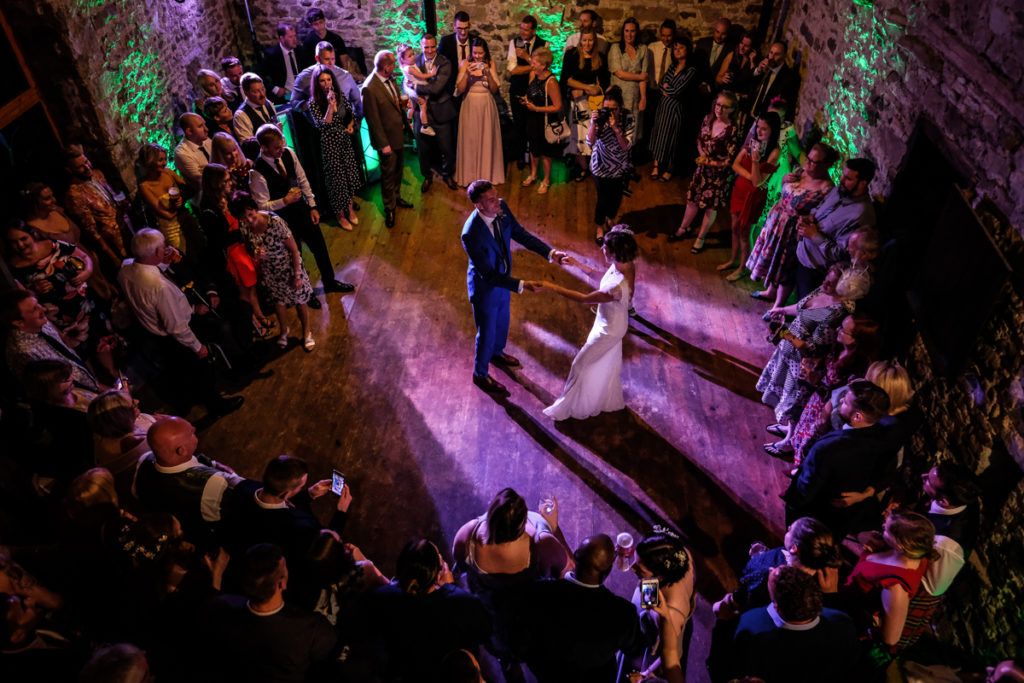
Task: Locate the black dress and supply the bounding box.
[525,73,565,158]
[309,96,362,219]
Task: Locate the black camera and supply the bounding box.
[767,319,789,345]
[593,107,632,129]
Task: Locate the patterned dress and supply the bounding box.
[685,114,739,209]
[790,350,868,464]
[10,240,98,333]
[746,168,832,285]
[242,214,313,306]
[647,63,698,168]
[756,290,853,423]
[607,43,649,141]
[309,96,362,220]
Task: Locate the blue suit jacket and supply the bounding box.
[462,200,552,304]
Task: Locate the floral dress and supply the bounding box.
[755,290,853,424]
[309,96,362,220]
[685,114,738,209]
[10,240,98,334]
[242,214,313,306]
[790,350,868,464]
[746,168,832,285]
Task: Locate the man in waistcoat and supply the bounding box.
[506,15,546,168]
[233,73,280,141]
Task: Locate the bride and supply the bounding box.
[541,225,638,420]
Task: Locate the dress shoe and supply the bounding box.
[443,176,458,190]
[385,209,396,228]
[491,352,521,368]
[421,177,433,193]
[325,280,355,293]
[307,296,323,310]
[396,197,414,209]
[473,374,510,396]
[209,395,244,416]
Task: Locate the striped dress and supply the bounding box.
[647,62,698,168]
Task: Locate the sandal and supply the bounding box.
[649,165,660,179]
[716,261,738,272]
[749,291,774,301]
[691,238,706,254]
[537,181,550,194]
[766,423,787,437]
[763,442,794,458]
[725,267,746,282]
[521,175,537,187]
[276,326,290,349]
[659,172,672,182]
[303,334,316,352]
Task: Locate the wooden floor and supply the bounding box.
[198,157,793,681]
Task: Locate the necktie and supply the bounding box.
[460,44,467,62]
[259,106,270,123]
[275,158,288,178]
[199,144,210,161]
[386,78,399,105]
[658,49,668,84]
[288,50,298,78]
[751,72,771,116]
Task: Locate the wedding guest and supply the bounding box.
[19,182,80,245]
[63,144,133,273]
[586,87,633,243]
[135,143,193,254]
[219,56,244,110]
[173,113,213,193]
[506,15,546,168]
[560,28,609,182]
[202,96,237,138]
[647,34,699,182]
[669,91,740,254]
[232,73,279,141]
[541,225,637,420]
[308,65,362,230]
[88,388,157,501]
[607,18,649,144]
[519,46,563,194]
[719,112,780,281]
[716,33,759,95]
[209,132,253,191]
[454,39,504,187]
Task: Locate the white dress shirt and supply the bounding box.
[921,501,969,596]
[291,64,363,116]
[506,38,536,74]
[173,138,213,192]
[648,41,671,88]
[233,98,279,140]
[249,147,317,212]
[282,46,300,92]
[132,454,241,522]
[117,260,202,352]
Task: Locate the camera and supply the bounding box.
[593,107,632,130]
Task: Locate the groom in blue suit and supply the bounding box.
[462,180,566,395]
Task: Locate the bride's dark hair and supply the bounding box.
[603,225,638,263]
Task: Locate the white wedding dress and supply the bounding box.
[544,266,631,420]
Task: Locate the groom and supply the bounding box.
[462,180,567,396]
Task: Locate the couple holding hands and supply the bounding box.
[461,180,638,420]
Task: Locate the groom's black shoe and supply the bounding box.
[473,374,510,396]
[491,353,521,368]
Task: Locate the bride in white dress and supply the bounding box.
[541,226,638,420]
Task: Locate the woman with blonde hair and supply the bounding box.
[136,143,192,253]
[560,28,609,182]
[210,132,252,192]
[88,390,156,499]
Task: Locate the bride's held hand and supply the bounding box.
[523,280,545,292]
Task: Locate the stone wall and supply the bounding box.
[781,0,1024,661]
[17,0,248,189]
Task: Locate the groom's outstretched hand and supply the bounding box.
[551,250,570,265]
[560,254,582,268]
[522,280,545,292]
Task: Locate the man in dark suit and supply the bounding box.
[361,49,413,228]
[506,15,546,167]
[746,41,801,119]
[695,18,736,86]
[511,534,647,681]
[732,565,858,683]
[461,180,566,395]
[257,23,302,108]
[784,380,891,536]
[202,544,339,681]
[414,34,459,192]
[437,11,474,102]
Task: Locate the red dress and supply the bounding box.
[729,153,775,227]
[223,210,258,288]
[845,550,929,640]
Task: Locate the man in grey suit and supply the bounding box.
[361,50,413,228]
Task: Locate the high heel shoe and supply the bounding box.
[668,227,690,243]
[691,237,706,254]
[347,213,359,226]
[276,326,290,349]
[338,217,354,231]
[303,333,316,352]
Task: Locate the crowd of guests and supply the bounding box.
[0,7,1013,683]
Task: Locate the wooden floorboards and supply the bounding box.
[198,157,795,680]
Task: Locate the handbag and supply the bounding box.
[542,76,569,145]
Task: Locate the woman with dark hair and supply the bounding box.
[607,17,649,143]
[719,111,781,280]
[669,91,741,253]
[539,225,638,420]
[308,64,361,230]
[586,87,632,243]
[713,517,841,620]
[19,182,80,245]
[561,28,610,182]
[202,96,237,138]
[455,38,505,186]
[198,164,268,330]
[647,34,699,182]
[629,527,696,680]
[228,191,315,351]
[746,141,837,309]
[291,529,386,625]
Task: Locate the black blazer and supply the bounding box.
[257,43,302,104]
[438,31,480,96]
[414,54,458,125]
[695,36,736,83]
[747,63,801,115]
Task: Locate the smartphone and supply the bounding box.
[640,578,660,608]
[331,469,345,495]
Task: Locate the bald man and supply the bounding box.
[132,416,248,540]
[511,534,646,681]
[695,18,735,81]
[173,113,213,192]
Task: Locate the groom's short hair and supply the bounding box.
[467,180,493,204]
